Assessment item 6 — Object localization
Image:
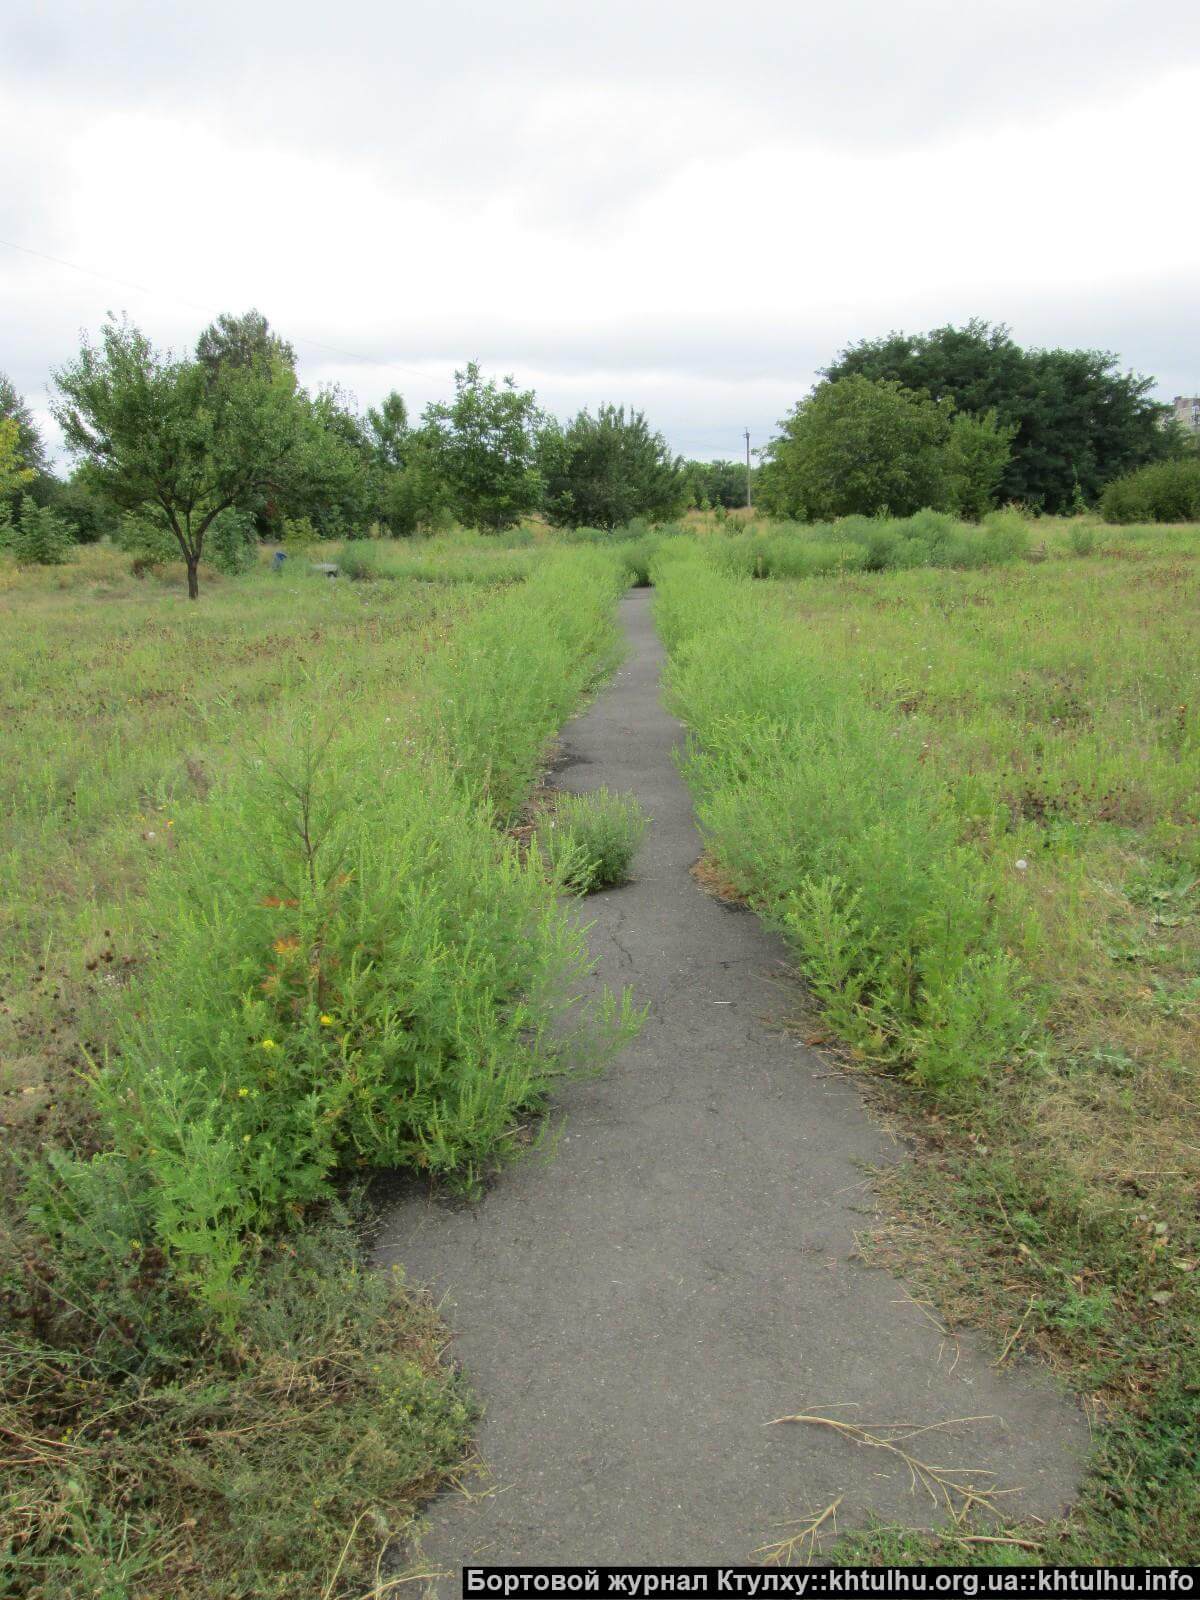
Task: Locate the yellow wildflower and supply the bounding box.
[320,1013,333,1026]
[261,1038,277,1051]
[237,1086,250,1097]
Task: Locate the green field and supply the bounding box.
[654,517,1199,1562]
[2,516,1198,1585]
[1,538,635,1597]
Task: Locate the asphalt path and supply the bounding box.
[375,588,1085,1581]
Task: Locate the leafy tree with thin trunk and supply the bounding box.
[421,362,542,531]
[365,391,409,471]
[758,376,953,520]
[53,319,359,598]
[540,405,686,529]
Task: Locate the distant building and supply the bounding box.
[1170,396,1200,432]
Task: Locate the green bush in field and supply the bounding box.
[28,549,634,1329]
[88,739,600,1323]
[206,507,258,574]
[697,510,1031,583]
[116,509,178,571]
[758,376,954,520]
[337,537,536,586]
[1069,523,1098,555]
[616,531,661,586]
[0,495,75,565]
[335,539,385,578]
[417,551,625,822]
[656,558,1030,1089]
[278,513,319,549]
[539,404,687,530]
[944,409,1017,519]
[537,788,647,893]
[1100,458,1200,524]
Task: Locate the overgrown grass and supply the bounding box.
[1,539,633,1593]
[687,507,1030,580]
[3,1218,472,1599]
[336,538,536,585]
[535,789,648,893]
[655,550,1029,1087]
[653,525,1200,1561]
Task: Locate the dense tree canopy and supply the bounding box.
[824,320,1169,512]
[758,376,956,520]
[0,373,48,480]
[540,405,686,529]
[196,308,297,378]
[422,363,542,530]
[54,318,359,596]
[682,458,751,510]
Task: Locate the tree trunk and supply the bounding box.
[186,556,200,600]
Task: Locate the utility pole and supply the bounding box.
[744,428,752,509]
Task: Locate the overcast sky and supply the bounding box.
[3,0,1199,463]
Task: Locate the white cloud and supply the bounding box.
[2,1,1199,460]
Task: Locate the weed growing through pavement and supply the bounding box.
[536,789,648,894]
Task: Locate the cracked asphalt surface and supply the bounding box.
[374,588,1085,1579]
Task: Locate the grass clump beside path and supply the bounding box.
[2,542,634,1595]
[536,789,648,893]
[653,526,1200,1562]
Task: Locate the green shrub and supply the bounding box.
[0,495,75,565]
[536,788,648,892]
[337,538,536,585]
[206,508,258,575]
[1069,523,1098,556]
[417,550,625,821]
[279,514,319,550]
[979,505,1032,563]
[655,560,1031,1089]
[116,510,178,572]
[335,539,384,579]
[697,510,1030,583]
[615,531,661,586]
[1101,459,1200,524]
[44,551,634,1325]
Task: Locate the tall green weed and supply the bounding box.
[655,558,1032,1088]
[30,549,635,1326]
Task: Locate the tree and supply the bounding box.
[44,471,117,544]
[365,392,409,471]
[758,376,952,520]
[0,415,35,501]
[824,320,1169,512]
[307,385,376,538]
[943,409,1016,520]
[0,373,48,479]
[196,309,296,378]
[0,494,74,565]
[682,458,751,510]
[54,318,359,598]
[1,375,49,526]
[421,362,542,530]
[540,405,686,529]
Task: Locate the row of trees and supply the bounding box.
[3,313,1188,594]
[1,312,702,595]
[758,320,1177,519]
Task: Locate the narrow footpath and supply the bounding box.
[375,589,1084,1575]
